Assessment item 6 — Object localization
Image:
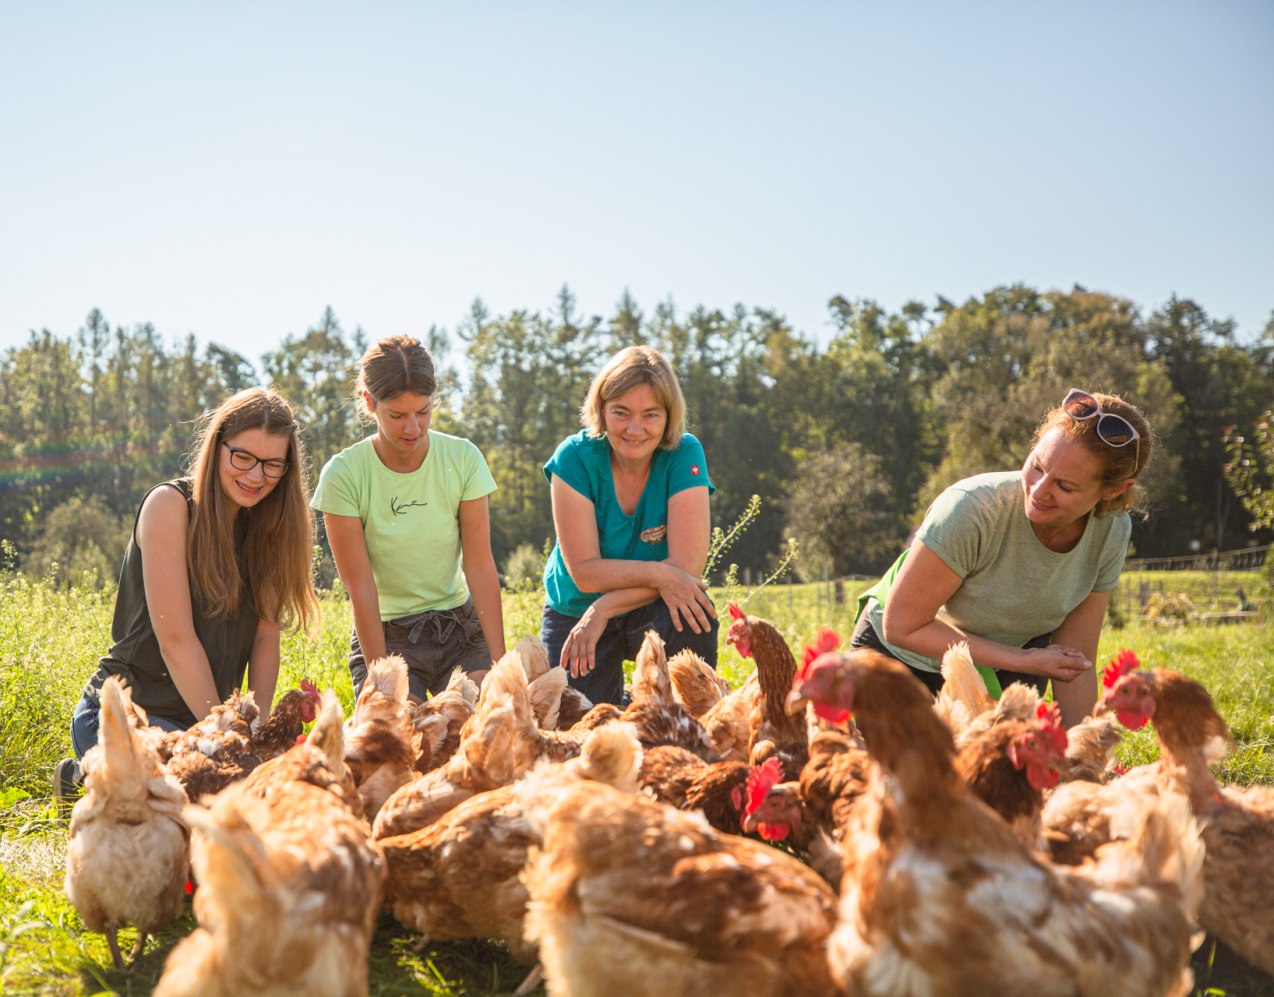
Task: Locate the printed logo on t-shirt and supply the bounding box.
[641,525,667,544]
[690,465,701,476]
[390,497,429,516]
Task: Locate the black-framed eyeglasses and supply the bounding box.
[221,443,291,478]
[1061,388,1141,467]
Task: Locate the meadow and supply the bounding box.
[1,570,1272,996]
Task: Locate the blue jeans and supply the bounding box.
[70,693,187,759]
[541,599,720,706]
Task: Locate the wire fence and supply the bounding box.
[746,544,1272,623]
[1124,543,1271,573]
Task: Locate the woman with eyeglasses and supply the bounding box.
[853,388,1151,727]
[312,335,505,702]
[57,387,319,795]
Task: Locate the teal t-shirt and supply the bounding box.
[865,471,1131,675]
[311,431,497,619]
[542,430,714,618]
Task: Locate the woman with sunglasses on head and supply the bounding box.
[312,335,505,703]
[56,387,320,800]
[853,388,1150,727]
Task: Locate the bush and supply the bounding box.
[23,496,128,589]
[503,541,547,593]
[1143,591,1196,626]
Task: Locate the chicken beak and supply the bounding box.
[784,688,808,716]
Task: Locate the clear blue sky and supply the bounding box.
[2,1,1271,370]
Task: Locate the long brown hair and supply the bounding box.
[1033,390,1153,516]
[185,387,318,632]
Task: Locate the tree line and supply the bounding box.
[2,285,1272,588]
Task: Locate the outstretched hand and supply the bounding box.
[1022,643,1093,682]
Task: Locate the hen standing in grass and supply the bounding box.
[790,647,1206,997]
[65,676,189,971]
[153,691,384,997]
[1101,652,1274,976]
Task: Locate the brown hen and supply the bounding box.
[152,691,384,997]
[790,647,1205,997]
[517,778,840,996]
[1102,655,1274,975]
[378,721,643,977]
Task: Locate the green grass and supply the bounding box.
[2,572,1272,995]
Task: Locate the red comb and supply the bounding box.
[743,757,784,815]
[1035,702,1068,755]
[802,628,842,669]
[1101,649,1140,690]
[300,678,319,695]
[727,603,746,622]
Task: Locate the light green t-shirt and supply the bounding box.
[311,431,497,619]
[867,471,1131,675]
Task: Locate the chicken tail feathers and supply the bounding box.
[181,790,271,921]
[937,641,996,720]
[305,691,346,768]
[359,655,410,711]
[631,630,671,706]
[528,667,568,730]
[517,635,552,681]
[571,721,643,792]
[95,676,151,788]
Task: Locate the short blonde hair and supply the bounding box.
[580,346,686,450]
[1032,390,1153,516]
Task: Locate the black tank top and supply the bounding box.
[83,479,259,728]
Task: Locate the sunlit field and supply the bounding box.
[2,571,1271,995]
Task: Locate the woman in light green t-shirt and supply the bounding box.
[855,389,1152,727]
[313,335,505,701]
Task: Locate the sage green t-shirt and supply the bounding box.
[311,432,497,619]
[866,471,1130,674]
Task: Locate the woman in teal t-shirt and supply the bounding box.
[541,346,717,705]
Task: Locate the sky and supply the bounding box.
[2,1,1272,373]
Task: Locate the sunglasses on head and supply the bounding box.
[1061,388,1141,466]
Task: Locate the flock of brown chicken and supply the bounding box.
[63,606,1274,996]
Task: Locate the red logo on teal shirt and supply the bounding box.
[641,525,667,544]
[691,465,700,475]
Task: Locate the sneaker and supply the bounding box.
[54,757,82,812]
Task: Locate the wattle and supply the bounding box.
[1026,764,1060,791]
[813,703,851,725]
[1116,708,1149,730]
[758,821,790,842]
